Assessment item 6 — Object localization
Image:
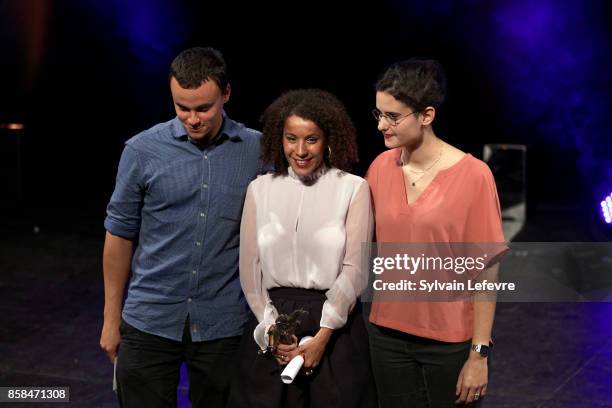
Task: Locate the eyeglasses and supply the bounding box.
[371,109,418,126]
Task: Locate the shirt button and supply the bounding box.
[188,298,192,302]
[202,183,208,189]
[200,212,206,218]
[196,241,201,246]
[204,154,208,160]
[192,270,197,275]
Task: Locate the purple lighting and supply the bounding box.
[601,193,612,224]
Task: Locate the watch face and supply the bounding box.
[472,344,489,357]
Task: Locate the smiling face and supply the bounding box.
[282,115,327,177]
[170,76,230,142]
[375,91,424,149]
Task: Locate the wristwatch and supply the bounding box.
[471,343,490,358]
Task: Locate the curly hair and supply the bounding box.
[169,47,229,90]
[375,58,446,112]
[261,89,359,175]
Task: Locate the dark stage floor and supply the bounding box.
[0,205,611,407]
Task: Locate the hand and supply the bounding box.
[298,328,333,370]
[455,355,488,405]
[272,335,299,366]
[99,320,121,363]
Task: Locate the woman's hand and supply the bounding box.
[455,354,488,405]
[298,327,333,370]
[267,326,299,366]
[272,335,299,365]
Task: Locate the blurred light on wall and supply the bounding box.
[600,193,612,224]
[2,0,51,90]
[82,0,189,68]
[386,0,609,199]
[490,0,609,198]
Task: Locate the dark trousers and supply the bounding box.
[116,319,240,408]
[368,323,485,408]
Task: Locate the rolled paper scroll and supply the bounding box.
[280,336,313,384]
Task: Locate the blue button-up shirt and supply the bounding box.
[105,116,265,341]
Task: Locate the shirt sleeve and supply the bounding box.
[104,144,144,240]
[464,163,508,266]
[320,179,374,330]
[239,183,278,350]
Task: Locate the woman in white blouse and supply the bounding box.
[228,89,376,407]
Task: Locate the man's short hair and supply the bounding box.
[169,47,229,90]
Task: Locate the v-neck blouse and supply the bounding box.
[366,148,506,342]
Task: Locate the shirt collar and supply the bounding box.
[170,111,243,142]
[396,148,405,166]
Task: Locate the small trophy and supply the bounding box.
[264,308,308,354]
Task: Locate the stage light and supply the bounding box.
[0,123,24,130]
[600,193,612,225]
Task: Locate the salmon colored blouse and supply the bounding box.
[366,149,506,342]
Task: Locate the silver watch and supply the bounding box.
[471,343,490,358]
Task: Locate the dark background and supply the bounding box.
[0,1,611,406]
[1,0,610,235]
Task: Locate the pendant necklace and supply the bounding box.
[405,143,444,187]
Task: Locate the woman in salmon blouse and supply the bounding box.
[228,89,376,408]
[366,59,506,407]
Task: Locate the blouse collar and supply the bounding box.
[287,164,328,184]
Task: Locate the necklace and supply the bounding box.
[403,143,443,187]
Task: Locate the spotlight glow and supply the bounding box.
[600,193,612,225]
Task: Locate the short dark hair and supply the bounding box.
[261,89,359,175]
[375,58,446,112]
[169,47,229,90]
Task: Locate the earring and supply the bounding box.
[327,146,332,161]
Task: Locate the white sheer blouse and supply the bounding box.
[239,167,373,349]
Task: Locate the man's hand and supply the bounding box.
[100,320,121,363]
[101,232,133,363]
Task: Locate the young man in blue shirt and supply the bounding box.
[100,47,265,407]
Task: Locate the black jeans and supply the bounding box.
[116,319,240,408]
[368,323,485,408]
